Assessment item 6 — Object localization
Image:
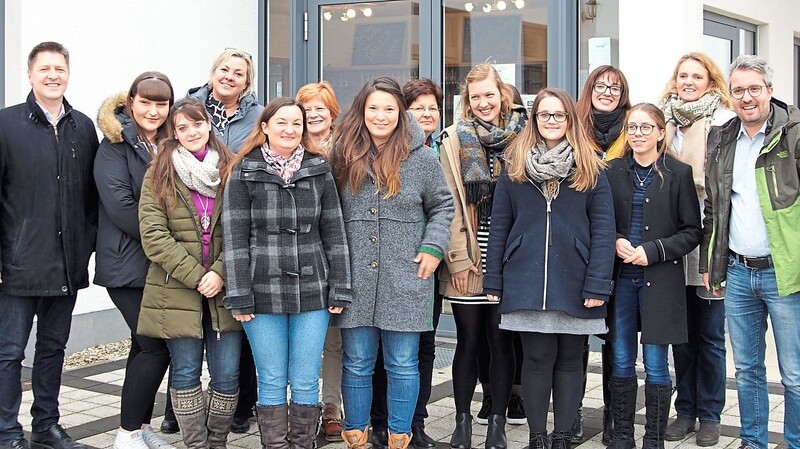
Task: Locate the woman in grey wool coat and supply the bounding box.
[330,77,454,449]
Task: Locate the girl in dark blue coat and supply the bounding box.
[484,88,616,449]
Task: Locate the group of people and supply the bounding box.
[0,40,797,449]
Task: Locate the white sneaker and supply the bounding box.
[141,426,177,449]
[113,429,149,449]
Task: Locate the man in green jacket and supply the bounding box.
[700,55,800,449]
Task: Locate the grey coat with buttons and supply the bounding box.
[331,118,454,332]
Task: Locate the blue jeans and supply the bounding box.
[611,277,671,385]
[725,255,800,449]
[165,302,242,394]
[341,327,420,435]
[672,286,726,424]
[0,293,76,443]
[243,309,329,406]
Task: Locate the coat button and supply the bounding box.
[61,285,68,292]
[369,236,378,243]
[244,173,249,177]
[673,260,678,264]
[646,282,651,287]
[369,207,377,214]
[645,198,650,203]
[644,225,650,231]
[370,261,379,269]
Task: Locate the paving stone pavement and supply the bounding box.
[18,338,788,449]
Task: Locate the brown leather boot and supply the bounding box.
[388,433,411,449]
[289,403,322,449]
[256,404,290,449]
[341,427,369,449]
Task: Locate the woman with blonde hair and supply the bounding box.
[484,87,615,449]
[438,63,527,449]
[657,52,735,447]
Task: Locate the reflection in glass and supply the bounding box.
[443,0,547,127]
[319,1,420,116]
[268,1,291,99]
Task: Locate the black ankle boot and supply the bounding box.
[551,431,572,449]
[484,415,506,449]
[570,407,584,443]
[449,413,472,449]
[529,432,548,449]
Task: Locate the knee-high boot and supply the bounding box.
[207,389,239,449]
[602,342,615,446]
[256,404,290,449]
[608,377,638,449]
[289,403,322,449]
[571,341,590,443]
[642,383,671,449]
[170,385,208,449]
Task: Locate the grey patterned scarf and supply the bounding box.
[172,146,221,198]
[660,92,721,127]
[525,140,574,201]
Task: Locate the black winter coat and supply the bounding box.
[606,153,702,345]
[93,93,152,288]
[0,92,99,296]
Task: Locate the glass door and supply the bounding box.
[307,0,423,115]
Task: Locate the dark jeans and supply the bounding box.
[451,303,515,415]
[372,294,442,429]
[0,293,76,443]
[519,332,585,433]
[672,286,726,424]
[108,287,171,431]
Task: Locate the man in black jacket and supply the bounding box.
[0,42,99,449]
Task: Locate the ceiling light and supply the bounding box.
[323,11,333,21]
[514,0,524,7]
[497,0,506,10]
[362,7,373,17]
[346,8,357,18]
[464,2,474,11]
[482,3,492,12]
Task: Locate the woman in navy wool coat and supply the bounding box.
[484,87,616,449]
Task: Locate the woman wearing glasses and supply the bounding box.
[484,88,615,449]
[572,65,632,444]
[657,53,734,447]
[576,65,632,161]
[438,64,527,449]
[605,103,702,449]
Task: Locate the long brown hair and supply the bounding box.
[230,98,312,180]
[126,71,175,151]
[149,98,234,208]
[658,52,733,109]
[332,77,411,198]
[575,65,631,150]
[505,88,602,192]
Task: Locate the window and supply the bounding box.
[703,11,757,76]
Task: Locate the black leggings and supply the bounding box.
[519,332,585,433]
[451,303,515,415]
[109,287,171,431]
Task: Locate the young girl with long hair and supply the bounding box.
[222,97,352,449]
[94,72,175,449]
[484,88,616,449]
[331,77,454,449]
[138,98,241,449]
[657,53,735,447]
[605,103,702,449]
[438,64,528,449]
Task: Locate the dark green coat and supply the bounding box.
[138,169,240,339]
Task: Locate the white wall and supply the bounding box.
[4,0,260,126]
[618,0,800,104]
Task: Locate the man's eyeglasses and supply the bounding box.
[730,84,768,100]
[536,112,568,123]
[625,123,658,136]
[593,83,623,97]
[409,106,440,114]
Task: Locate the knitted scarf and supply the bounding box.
[456,107,526,223]
[525,140,574,201]
[592,108,625,151]
[172,146,221,198]
[660,92,720,127]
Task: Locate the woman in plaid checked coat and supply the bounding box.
[222,97,353,449]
